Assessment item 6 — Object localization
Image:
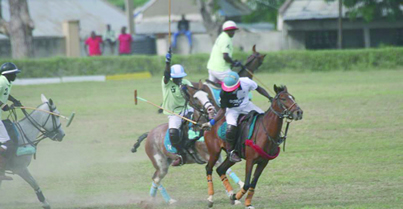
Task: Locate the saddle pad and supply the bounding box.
[205,83,221,106]
[16,145,36,156]
[217,114,260,141]
[164,129,205,154]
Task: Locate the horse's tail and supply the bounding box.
[131,132,148,153]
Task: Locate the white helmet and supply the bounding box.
[170,64,187,78]
[222,20,238,31]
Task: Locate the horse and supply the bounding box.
[186,84,303,208]
[1,94,66,209]
[131,86,244,205]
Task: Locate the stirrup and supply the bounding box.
[229,151,241,163]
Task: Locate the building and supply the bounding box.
[0,0,130,58]
[278,0,403,50]
[134,0,252,55]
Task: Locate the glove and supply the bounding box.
[165,48,172,63]
[268,96,273,103]
[233,61,242,68]
[201,122,212,131]
[1,104,13,111]
[12,99,22,107]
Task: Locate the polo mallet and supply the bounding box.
[241,65,275,95]
[17,106,75,127]
[168,0,172,47]
[134,90,197,125]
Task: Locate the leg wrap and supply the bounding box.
[35,188,45,202]
[220,175,233,194]
[235,188,247,200]
[150,182,158,197]
[158,184,171,203]
[207,175,214,196]
[245,187,255,206]
[227,168,241,184]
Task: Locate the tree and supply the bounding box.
[341,0,402,22]
[242,0,286,26]
[0,0,35,59]
[196,0,224,41]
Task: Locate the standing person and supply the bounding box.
[172,15,192,50]
[0,62,23,181]
[103,24,116,55]
[118,26,132,55]
[207,20,242,83]
[202,72,273,162]
[84,31,103,56]
[162,48,193,166]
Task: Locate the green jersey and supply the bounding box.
[161,77,192,115]
[207,32,233,72]
[0,76,11,118]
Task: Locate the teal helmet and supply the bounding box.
[222,71,240,92]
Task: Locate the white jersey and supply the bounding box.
[220,77,258,109]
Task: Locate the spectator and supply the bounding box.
[103,24,116,55]
[172,15,192,50]
[84,31,103,56]
[118,26,132,55]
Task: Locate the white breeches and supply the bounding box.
[225,102,263,126]
[208,69,232,83]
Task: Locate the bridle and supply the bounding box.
[17,102,62,145]
[269,92,297,120]
[181,86,214,123]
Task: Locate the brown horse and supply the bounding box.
[187,85,303,209]
[131,87,244,205]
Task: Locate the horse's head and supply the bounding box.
[181,80,216,120]
[239,45,266,78]
[271,85,303,121]
[38,94,66,141]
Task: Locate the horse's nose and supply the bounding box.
[297,109,303,120]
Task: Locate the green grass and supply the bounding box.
[0,69,402,209]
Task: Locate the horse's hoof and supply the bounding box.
[230,194,237,205]
[42,201,51,209]
[208,201,214,208]
[169,199,177,205]
[235,200,242,205]
[245,205,255,209]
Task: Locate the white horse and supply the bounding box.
[1,94,66,209]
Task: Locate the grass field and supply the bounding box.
[0,69,402,209]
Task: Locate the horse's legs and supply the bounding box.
[244,160,269,209]
[233,158,255,203]
[17,168,50,209]
[205,150,220,208]
[149,153,177,204]
[216,156,235,196]
[216,155,244,190]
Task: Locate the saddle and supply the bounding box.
[164,122,206,164]
[217,111,262,158]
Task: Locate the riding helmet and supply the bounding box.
[0,62,21,75]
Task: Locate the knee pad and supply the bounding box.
[169,129,180,145]
[226,125,237,142]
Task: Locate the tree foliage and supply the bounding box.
[242,0,286,24]
[341,0,403,22]
[106,0,149,10]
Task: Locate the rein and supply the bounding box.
[12,102,61,147]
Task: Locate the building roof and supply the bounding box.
[0,0,126,39]
[282,0,349,21]
[282,0,403,21]
[218,0,251,17]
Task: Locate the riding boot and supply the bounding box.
[169,129,186,166]
[225,125,241,163]
[0,148,12,181]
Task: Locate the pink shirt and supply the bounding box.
[118,34,132,54]
[85,37,102,56]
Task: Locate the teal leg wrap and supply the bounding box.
[150,182,158,197]
[158,184,171,202]
[227,168,241,184]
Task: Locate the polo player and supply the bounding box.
[0,62,23,181]
[162,49,193,166]
[207,20,243,83]
[202,72,273,162]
